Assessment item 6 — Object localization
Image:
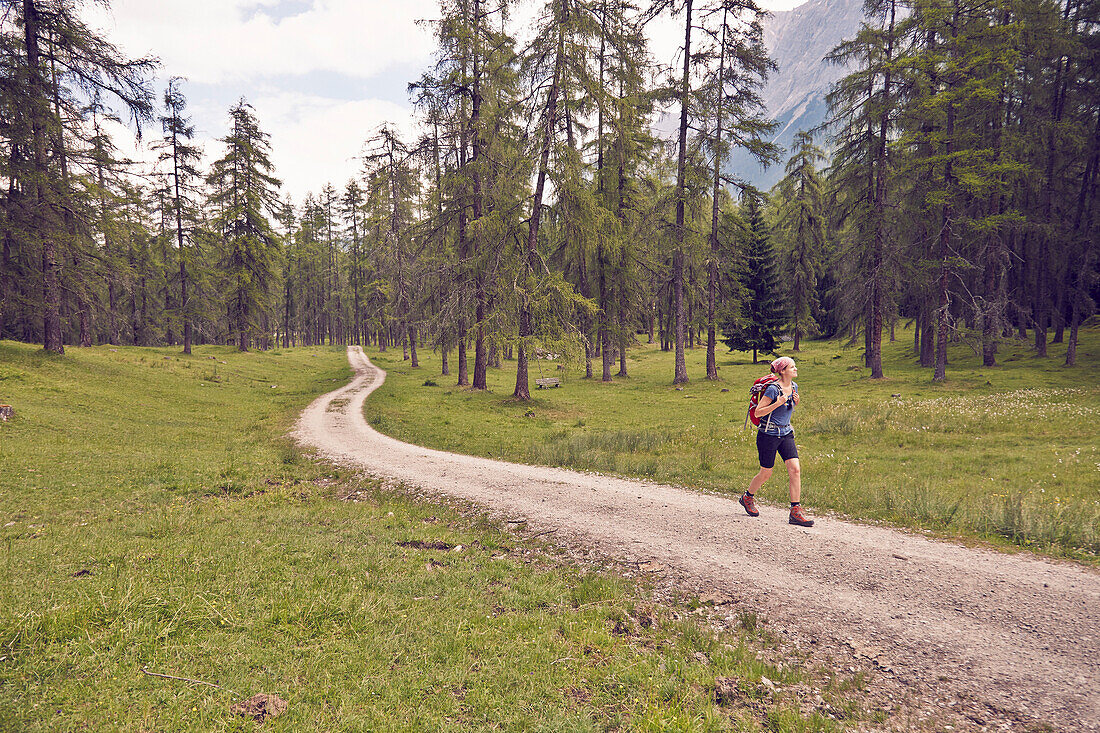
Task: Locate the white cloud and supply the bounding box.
[246,92,418,200]
[82,0,810,208]
[95,93,419,206]
[84,0,439,84]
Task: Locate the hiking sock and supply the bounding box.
[790,501,800,507]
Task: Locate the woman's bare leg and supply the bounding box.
[748,467,772,495]
[785,457,801,503]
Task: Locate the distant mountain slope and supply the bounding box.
[728,0,865,192]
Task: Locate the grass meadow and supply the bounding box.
[0,340,868,731]
[365,326,1100,563]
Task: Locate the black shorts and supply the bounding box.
[757,430,798,469]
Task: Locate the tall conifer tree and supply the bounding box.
[774,131,827,352]
[721,190,784,363]
[155,77,202,354]
[207,99,281,352]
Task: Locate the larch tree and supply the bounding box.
[513,0,601,399]
[695,0,777,379]
[651,0,698,384]
[773,131,827,352]
[361,125,421,367]
[341,180,366,346]
[903,0,1022,380]
[4,0,155,353]
[825,0,905,378]
[601,0,660,380]
[206,98,282,352]
[154,77,202,354]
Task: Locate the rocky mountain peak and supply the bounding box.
[729,0,866,191]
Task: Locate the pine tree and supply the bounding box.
[696,0,778,379]
[340,181,366,346]
[154,77,202,354]
[206,99,282,352]
[664,0,697,384]
[413,0,522,389]
[361,125,421,365]
[88,107,130,346]
[824,0,905,378]
[721,190,784,363]
[5,0,154,354]
[902,0,1024,380]
[513,0,603,399]
[773,131,827,351]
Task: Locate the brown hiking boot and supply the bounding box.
[739,493,760,517]
[789,505,814,527]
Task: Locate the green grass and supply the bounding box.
[0,340,869,731]
[364,326,1100,562]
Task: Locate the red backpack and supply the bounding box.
[745,373,781,427]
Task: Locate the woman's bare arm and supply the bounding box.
[755,391,787,417]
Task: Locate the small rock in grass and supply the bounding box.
[230,693,288,723]
[713,676,741,706]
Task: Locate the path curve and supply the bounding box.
[296,346,1099,731]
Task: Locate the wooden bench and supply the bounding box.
[534,377,561,389]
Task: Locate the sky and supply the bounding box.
[83,0,810,205]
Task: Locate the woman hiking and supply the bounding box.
[739,356,815,527]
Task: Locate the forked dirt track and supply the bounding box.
[296,346,1100,731]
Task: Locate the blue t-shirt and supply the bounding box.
[758,381,797,436]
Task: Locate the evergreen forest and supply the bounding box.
[2,0,1097,398]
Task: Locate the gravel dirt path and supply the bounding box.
[295,346,1099,731]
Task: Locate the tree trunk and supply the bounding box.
[578,251,593,378]
[598,244,612,381]
[473,290,487,389]
[671,0,692,385]
[933,4,960,382]
[617,286,628,378]
[868,2,895,380]
[705,13,727,381]
[24,0,63,354]
[456,185,470,385]
[1066,111,1099,366]
[470,0,488,391]
[515,0,565,399]
[515,309,531,398]
[0,196,12,339]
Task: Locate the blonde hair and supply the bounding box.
[770,356,795,374]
